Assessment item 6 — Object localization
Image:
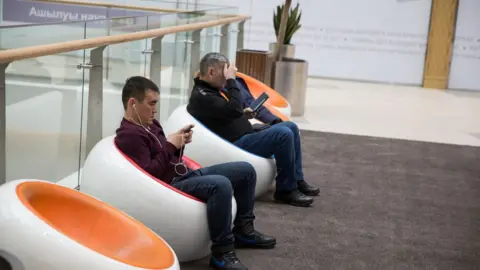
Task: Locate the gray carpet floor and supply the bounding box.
[182,130,480,270]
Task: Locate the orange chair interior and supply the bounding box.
[236,72,289,108]
[16,181,174,269]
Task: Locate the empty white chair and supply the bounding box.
[80,135,237,262]
[0,179,179,270]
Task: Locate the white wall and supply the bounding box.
[198,0,433,85]
[447,0,480,91]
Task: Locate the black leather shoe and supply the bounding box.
[233,229,276,249]
[274,189,313,207]
[298,180,320,196]
[209,251,247,269]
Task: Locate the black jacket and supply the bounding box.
[187,78,253,142]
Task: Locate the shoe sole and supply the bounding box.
[209,260,248,270]
[274,199,313,207]
[235,240,276,249]
[302,190,320,196]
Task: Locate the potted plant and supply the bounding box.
[270,2,302,59]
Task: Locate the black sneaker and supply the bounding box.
[274,189,313,207]
[298,180,320,196]
[233,229,276,249]
[209,251,247,269]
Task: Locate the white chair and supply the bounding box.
[80,135,237,262]
[164,105,276,198]
[0,179,179,270]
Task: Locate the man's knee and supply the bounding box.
[282,121,299,132]
[232,161,255,174]
[232,161,256,183]
[211,176,233,196]
[269,124,294,141]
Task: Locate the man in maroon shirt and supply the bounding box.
[115,76,275,270]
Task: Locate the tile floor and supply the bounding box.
[293,78,480,147]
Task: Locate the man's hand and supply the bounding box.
[183,129,193,145]
[181,124,194,145]
[167,124,194,148]
[243,108,256,119]
[223,63,237,80]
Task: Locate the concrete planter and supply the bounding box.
[273,58,308,117]
[269,43,295,58]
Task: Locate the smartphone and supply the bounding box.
[249,92,270,112]
[183,125,194,133]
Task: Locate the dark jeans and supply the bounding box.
[234,121,304,192]
[171,161,256,254]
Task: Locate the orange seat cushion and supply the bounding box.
[17,181,175,269]
[236,72,289,108]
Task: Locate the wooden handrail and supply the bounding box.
[0,15,249,63]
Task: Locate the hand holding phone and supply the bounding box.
[249,92,269,112]
[183,124,194,133]
[243,108,256,119]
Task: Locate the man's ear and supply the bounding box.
[128,97,136,108]
[208,67,216,77]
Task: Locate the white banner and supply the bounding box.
[448,0,480,91]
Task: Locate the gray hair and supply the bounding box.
[199,52,230,76]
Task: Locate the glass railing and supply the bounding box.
[0,2,247,189]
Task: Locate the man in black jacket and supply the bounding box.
[187,53,319,207]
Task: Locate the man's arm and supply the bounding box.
[235,77,282,125]
[235,78,254,109]
[115,131,177,178]
[194,79,244,120]
[255,105,282,124]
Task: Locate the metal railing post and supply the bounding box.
[80,46,106,156]
[220,24,231,57]
[148,36,164,121]
[237,21,246,50]
[0,63,9,185]
[188,29,202,91]
[149,36,164,86]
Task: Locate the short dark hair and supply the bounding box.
[199,52,229,76]
[121,76,159,110]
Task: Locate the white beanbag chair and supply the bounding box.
[164,105,276,198]
[80,135,237,262]
[0,179,179,270]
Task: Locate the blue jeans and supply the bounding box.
[234,121,304,192]
[171,161,256,254]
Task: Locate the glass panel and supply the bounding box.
[154,31,191,125]
[227,23,239,61]
[5,49,87,189]
[115,0,234,12]
[0,21,86,49]
[83,16,149,141]
[201,26,222,57]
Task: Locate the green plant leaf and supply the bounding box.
[273,2,302,44]
[273,4,284,37]
[285,24,301,44]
